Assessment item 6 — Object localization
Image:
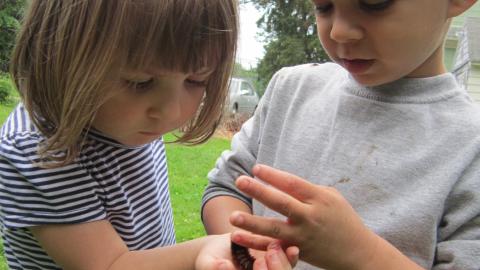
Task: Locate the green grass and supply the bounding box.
[0,76,232,267]
[165,134,231,242]
[0,75,16,269]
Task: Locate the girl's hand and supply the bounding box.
[252,241,298,270]
[229,164,380,270]
[195,233,299,270]
[195,234,237,270]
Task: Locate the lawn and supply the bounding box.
[0,75,232,267]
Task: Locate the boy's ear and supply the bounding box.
[448,0,477,18]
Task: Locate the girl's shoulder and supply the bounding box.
[0,104,44,159]
[0,103,41,142]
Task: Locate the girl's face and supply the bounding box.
[92,68,212,146]
[312,0,452,86]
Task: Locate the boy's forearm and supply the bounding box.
[359,234,425,270]
[203,195,252,234]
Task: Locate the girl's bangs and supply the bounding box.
[119,0,235,73]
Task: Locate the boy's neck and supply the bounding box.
[406,45,448,79]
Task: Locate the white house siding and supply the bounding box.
[468,65,480,102]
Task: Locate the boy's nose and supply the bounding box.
[329,16,363,43]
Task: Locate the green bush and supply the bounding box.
[0,75,17,105]
[0,80,11,104]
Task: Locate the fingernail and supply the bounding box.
[231,212,244,225]
[292,247,299,256]
[252,164,261,175]
[236,177,250,189]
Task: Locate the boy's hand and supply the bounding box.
[229,164,380,270]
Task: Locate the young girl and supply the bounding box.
[203,0,480,269]
[0,0,263,269]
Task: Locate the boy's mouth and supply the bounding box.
[339,59,374,74]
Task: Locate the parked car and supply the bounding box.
[226,77,259,117]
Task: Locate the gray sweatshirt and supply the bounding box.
[202,63,480,269]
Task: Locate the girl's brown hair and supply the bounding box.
[10,0,238,166]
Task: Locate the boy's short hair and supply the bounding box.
[10,0,238,165]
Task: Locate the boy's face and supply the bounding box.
[313,0,456,86]
[91,68,212,146]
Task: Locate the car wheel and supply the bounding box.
[232,103,238,115]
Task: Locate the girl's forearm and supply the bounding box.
[108,236,212,270]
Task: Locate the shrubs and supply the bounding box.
[0,75,16,104]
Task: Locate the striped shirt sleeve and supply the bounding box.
[0,133,106,228]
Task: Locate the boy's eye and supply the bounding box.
[314,2,333,14]
[359,0,394,11]
[126,78,154,92]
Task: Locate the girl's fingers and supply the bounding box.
[231,230,276,251]
[229,211,296,243]
[252,164,319,203]
[253,257,268,270]
[285,246,299,267]
[265,242,293,270]
[215,260,236,270]
[235,176,307,221]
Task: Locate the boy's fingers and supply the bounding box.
[229,211,296,243]
[231,230,275,251]
[252,164,318,202]
[235,176,307,221]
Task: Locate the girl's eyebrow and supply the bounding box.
[132,67,214,77]
[194,68,215,76]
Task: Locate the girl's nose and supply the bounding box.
[147,85,183,120]
[329,14,363,43]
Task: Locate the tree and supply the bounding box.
[243,0,329,90]
[0,0,25,73]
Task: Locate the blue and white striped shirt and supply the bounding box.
[0,104,176,269]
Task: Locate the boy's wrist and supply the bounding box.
[355,233,425,270]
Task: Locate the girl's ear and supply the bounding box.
[447,0,477,18]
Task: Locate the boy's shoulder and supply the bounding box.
[276,62,345,80]
[266,62,346,95]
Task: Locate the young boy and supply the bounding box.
[202,0,480,269]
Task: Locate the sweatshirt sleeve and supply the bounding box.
[201,70,282,212]
[433,156,480,270]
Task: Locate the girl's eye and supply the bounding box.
[359,0,393,11]
[126,78,154,92]
[186,78,208,88]
[314,3,333,14]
